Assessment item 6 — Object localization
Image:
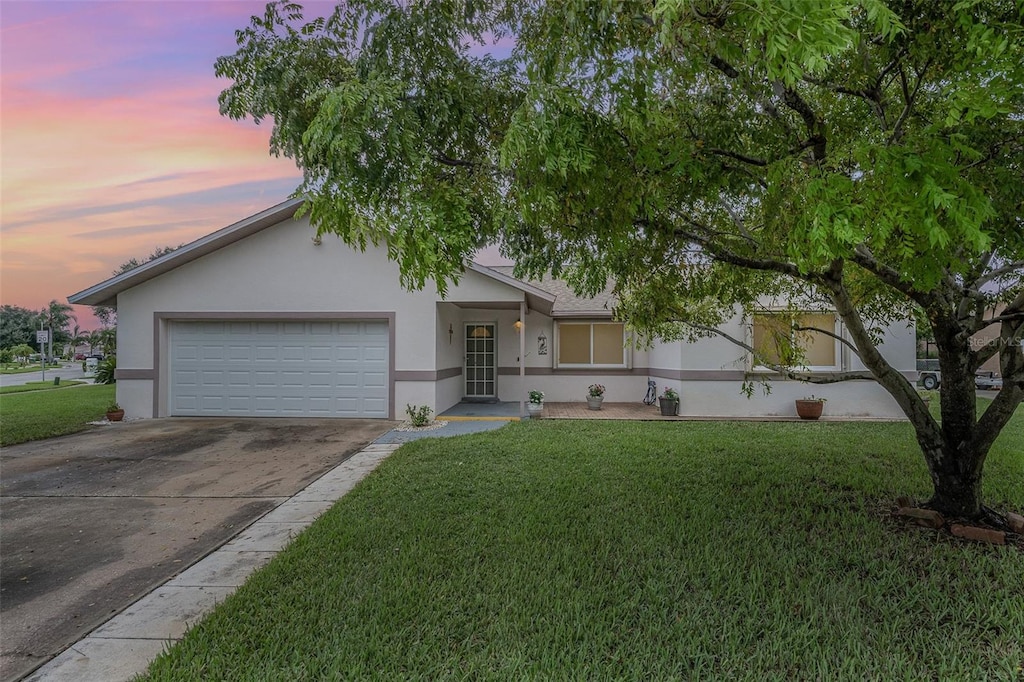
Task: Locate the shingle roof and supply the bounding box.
[489,266,615,317]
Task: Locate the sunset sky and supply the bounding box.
[1,0,337,330]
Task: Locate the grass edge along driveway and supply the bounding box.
[142,412,1023,681]
[0,384,115,446]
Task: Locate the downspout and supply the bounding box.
[520,300,527,418]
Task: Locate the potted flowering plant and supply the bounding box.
[795,395,826,420]
[659,388,679,416]
[586,383,605,410]
[106,401,125,422]
[527,390,545,419]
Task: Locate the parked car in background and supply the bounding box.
[974,372,1003,391]
[916,361,1003,391]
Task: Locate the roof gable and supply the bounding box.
[67,200,556,314]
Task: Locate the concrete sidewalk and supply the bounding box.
[24,442,401,682]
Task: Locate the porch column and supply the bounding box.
[520,300,526,418]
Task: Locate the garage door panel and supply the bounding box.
[170,320,389,417]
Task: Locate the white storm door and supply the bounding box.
[464,323,496,398]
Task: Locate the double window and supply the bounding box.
[556,322,627,368]
[751,312,839,370]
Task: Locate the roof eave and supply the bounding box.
[468,263,557,316]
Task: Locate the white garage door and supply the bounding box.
[169,320,389,417]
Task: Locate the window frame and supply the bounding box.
[749,311,842,372]
[554,321,630,369]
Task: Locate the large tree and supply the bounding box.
[217,1,1023,518]
[0,304,41,349]
[39,300,76,361]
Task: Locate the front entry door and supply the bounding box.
[465,323,496,398]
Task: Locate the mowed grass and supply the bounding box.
[0,363,61,375]
[0,383,114,446]
[0,380,85,395]
[143,410,1023,681]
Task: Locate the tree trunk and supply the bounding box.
[922,443,983,517]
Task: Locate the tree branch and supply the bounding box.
[825,278,941,448]
[792,324,863,358]
[671,219,805,280]
[775,82,825,162]
[708,148,768,167]
[972,260,1024,289]
[888,57,932,145]
[850,245,936,309]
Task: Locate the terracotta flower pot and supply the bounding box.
[106,409,125,422]
[795,400,824,420]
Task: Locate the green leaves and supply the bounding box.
[217,0,1022,340]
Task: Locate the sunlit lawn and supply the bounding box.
[142,404,1023,681]
[0,384,114,446]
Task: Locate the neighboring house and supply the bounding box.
[69,199,916,420]
[972,304,1011,375]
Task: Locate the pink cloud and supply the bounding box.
[0,1,322,325]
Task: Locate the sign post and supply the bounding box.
[36,328,50,382]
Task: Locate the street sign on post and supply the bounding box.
[37,329,50,380]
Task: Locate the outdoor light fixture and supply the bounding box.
[538,330,548,355]
[514,319,523,332]
[448,323,453,344]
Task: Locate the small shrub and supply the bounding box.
[405,404,433,427]
[528,390,545,404]
[95,355,116,384]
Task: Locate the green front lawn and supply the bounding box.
[0,363,62,375]
[143,412,1023,680]
[0,380,85,395]
[0,384,115,446]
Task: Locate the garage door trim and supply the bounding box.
[153,312,396,418]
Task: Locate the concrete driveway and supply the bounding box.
[0,418,393,682]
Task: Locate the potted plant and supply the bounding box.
[586,383,605,410]
[106,402,125,422]
[795,396,826,420]
[527,390,545,419]
[659,388,679,416]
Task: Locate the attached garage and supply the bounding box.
[168,320,389,417]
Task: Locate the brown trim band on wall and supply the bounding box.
[495,364,745,378]
[646,368,747,382]
[153,312,398,419]
[498,366,651,376]
[393,367,462,382]
[114,369,156,380]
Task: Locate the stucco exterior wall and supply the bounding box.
[114,216,526,418]
[107,209,918,421]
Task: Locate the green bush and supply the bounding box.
[95,355,116,384]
